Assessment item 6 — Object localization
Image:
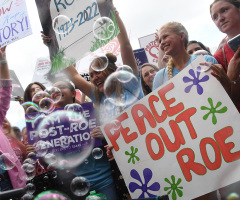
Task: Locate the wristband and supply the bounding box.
[0,60,7,64]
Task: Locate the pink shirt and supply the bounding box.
[0,79,26,189]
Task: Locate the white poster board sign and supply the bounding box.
[101,56,240,199]
[32,57,52,87]
[0,0,32,47]
[139,33,159,66]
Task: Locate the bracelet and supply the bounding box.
[0,60,7,64]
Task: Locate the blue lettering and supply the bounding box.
[54,0,66,12]
[65,0,74,5]
[17,17,24,31]
[11,22,18,36]
[3,26,10,39]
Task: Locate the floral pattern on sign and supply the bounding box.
[164,175,183,200]
[129,168,160,198]
[183,67,209,95]
[201,97,228,125]
[125,146,140,164]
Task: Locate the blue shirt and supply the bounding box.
[153,55,218,90]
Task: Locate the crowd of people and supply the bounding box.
[0,0,240,199]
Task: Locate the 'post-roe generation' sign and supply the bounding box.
[101,56,240,199]
[26,102,101,155]
[0,0,32,47]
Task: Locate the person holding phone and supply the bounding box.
[210,0,240,112]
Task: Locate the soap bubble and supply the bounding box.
[27,152,36,158]
[44,87,62,103]
[22,170,36,181]
[92,148,103,159]
[227,193,240,200]
[116,65,133,73]
[0,153,16,170]
[193,50,210,56]
[25,183,36,195]
[195,62,212,72]
[90,54,108,72]
[34,140,53,157]
[70,176,90,196]
[104,71,140,107]
[22,194,34,200]
[66,103,83,114]
[21,102,40,121]
[52,15,72,35]
[115,69,134,83]
[93,17,115,40]
[44,153,57,167]
[36,110,94,168]
[23,158,36,165]
[32,91,51,105]
[34,190,69,200]
[39,97,55,113]
[22,163,35,173]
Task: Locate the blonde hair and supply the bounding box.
[159,22,189,49]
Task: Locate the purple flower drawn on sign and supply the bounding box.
[183,67,209,95]
[129,168,160,198]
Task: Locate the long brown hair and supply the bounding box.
[23,82,46,103]
[140,63,159,95]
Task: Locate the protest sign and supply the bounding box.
[139,33,159,65]
[133,48,149,69]
[35,0,120,74]
[32,57,68,88]
[0,0,32,47]
[9,69,24,100]
[101,56,240,199]
[26,102,101,156]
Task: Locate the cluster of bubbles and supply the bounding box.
[22,86,62,122]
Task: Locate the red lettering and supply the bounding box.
[146,133,164,160]
[104,123,120,151]
[148,95,167,123]
[177,148,207,182]
[132,104,157,135]
[117,112,138,144]
[158,83,184,117]
[0,1,13,16]
[159,120,185,152]
[200,138,221,170]
[214,127,240,162]
[176,108,197,139]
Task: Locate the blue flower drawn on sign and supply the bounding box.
[183,67,209,95]
[129,168,160,198]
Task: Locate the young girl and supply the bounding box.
[210,0,240,111]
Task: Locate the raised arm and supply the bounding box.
[115,11,139,77]
[64,65,92,98]
[0,46,9,80]
[227,46,240,105]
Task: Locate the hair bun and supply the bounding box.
[106,53,117,63]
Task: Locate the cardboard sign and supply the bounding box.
[35,0,119,73]
[133,48,149,69]
[101,56,240,199]
[9,69,24,100]
[139,33,159,65]
[26,102,102,156]
[0,0,32,47]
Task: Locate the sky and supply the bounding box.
[5,0,226,129]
